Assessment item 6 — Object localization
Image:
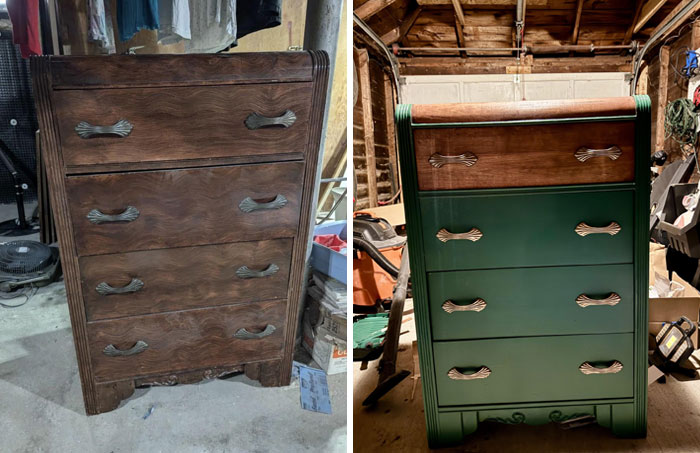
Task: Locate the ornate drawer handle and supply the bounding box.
[429,152,477,168]
[447,366,491,380]
[436,227,483,243]
[575,292,621,307]
[239,194,288,213]
[96,278,144,296]
[236,264,279,279]
[103,340,148,357]
[233,324,276,340]
[574,145,622,162]
[575,221,621,236]
[442,298,487,313]
[579,360,623,375]
[75,119,133,139]
[87,206,140,224]
[244,110,297,129]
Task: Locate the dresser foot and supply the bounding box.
[428,412,479,448]
[90,380,136,415]
[245,360,284,387]
[610,403,646,438]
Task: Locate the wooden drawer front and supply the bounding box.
[54,83,312,167]
[428,264,633,341]
[88,300,286,382]
[66,161,303,256]
[413,121,635,190]
[432,334,634,407]
[80,238,292,321]
[420,189,633,271]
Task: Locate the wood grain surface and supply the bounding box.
[54,83,312,166]
[411,97,637,124]
[413,121,635,190]
[50,52,313,89]
[80,238,293,321]
[65,161,303,256]
[87,299,287,382]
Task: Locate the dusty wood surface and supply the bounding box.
[655,46,669,153]
[356,48,379,208]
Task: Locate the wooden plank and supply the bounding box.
[624,0,644,43]
[398,56,633,74]
[383,73,400,196]
[356,48,378,208]
[693,17,700,48]
[454,16,468,57]
[633,0,668,34]
[355,0,401,20]
[655,46,669,153]
[380,6,423,45]
[451,0,466,25]
[417,0,546,5]
[571,0,584,44]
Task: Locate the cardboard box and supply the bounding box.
[302,323,347,375]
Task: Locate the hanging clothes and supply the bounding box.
[88,0,116,53]
[157,0,191,45]
[6,0,41,58]
[185,0,236,54]
[236,0,281,40]
[117,0,159,42]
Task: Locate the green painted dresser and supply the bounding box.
[396,96,650,447]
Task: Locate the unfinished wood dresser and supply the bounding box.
[31,52,328,415]
[397,96,650,447]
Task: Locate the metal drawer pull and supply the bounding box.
[429,152,478,168]
[103,340,148,357]
[96,278,144,296]
[574,145,622,162]
[442,298,487,313]
[236,264,279,279]
[233,324,277,340]
[575,221,621,237]
[75,119,133,139]
[575,292,621,308]
[244,110,297,129]
[579,360,623,375]
[238,194,288,213]
[447,366,491,380]
[436,227,483,243]
[87,206,140,224]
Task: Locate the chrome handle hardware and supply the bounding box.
[442,298,487,313]
[447,366,491,380]
[436,227,483,243]
[75,119,133,138]
[575,293,621,308]
[103,340,148,357]
[579,360,623,375]
[87,206,140,224]
[575,221,621,237]
[235,264,279,279]
[96,278,144,296]
[233,324,277,340]
[574,145,622,162]
[244,110,297,129]
[238,194,288,213]
[429,152,477,168]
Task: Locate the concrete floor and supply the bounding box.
[354,299,700,452]
[0,203,347,453]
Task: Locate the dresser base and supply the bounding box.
[432,403,646,447]
[88,359,286,415]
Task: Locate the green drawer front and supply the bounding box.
[432,334,634,407]
[428,264,633,340]
[419,189,633,271]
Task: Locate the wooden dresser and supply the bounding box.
[31,52,328,415]
[396,96,650,447]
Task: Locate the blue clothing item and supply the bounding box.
[117,0,159,42]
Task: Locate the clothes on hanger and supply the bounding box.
[236,0,281,40]
[157,0,191,45]
[184,0,236,54]
[6,0,41,58]
[117,0,159,42]
[88,0,116,53]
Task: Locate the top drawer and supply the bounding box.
[413,121,635,191]
[53,83,312,167]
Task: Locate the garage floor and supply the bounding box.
[353,300,700,453]
[0,204,347,453]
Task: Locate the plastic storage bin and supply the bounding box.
[310,220,347,284]
[657,183,700,258]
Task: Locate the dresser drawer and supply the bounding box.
[433,334,634,407]
[428,264,633,340]
[420,189,633,271]
[65,161,303,256]
[413,121,635,190]
[80,238,292,321]
[87,300,286,382]
[53,83,312,167]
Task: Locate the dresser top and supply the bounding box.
[410,97,637,124]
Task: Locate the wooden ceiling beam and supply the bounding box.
[416,0,546,5]
[354,0,401,21]
[398,56,633,75]
[651,0,700,39]
[454,15,467,57]
[624,0,645,44]
[451,0,466,25]
[571,0,584,44]
[633,0,669,34]
[380,6,423,45]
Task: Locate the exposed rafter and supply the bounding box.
[416,0,546,5]
[380,6,423,45]
[633,0,669,34]
[571,0,584,44]
[354,0,401,21]
[454,16,467,57]
[451,0,466,25]
[624,0,645,44]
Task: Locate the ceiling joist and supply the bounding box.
[571,0,584,44]
[451,0,466,25]
[633,0,669,33]
[624,0,645,44]
[380,6,423,45]
[416,0,546,5]
[354,0,401,21]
